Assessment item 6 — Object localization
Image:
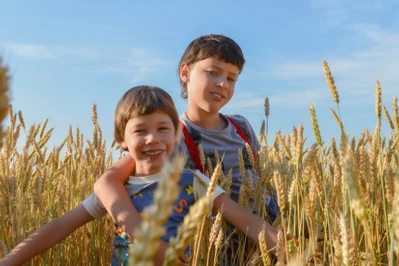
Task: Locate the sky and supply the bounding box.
[1,0,398,151]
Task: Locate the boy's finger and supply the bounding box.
[179,255,189,263]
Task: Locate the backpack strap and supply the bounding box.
[181,115,256,175]
[225,116,257,161]
[181,122,207,174]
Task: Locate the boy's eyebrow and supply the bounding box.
[210,65,238,77]
[130,119,173,127]
[157,120,173,125]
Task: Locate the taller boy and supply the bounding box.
[178,34,261,205]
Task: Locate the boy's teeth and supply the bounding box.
[212,93,222,98]
[146,151,162,155]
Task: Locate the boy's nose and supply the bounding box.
[146,133,159,144]
[216,75,228,88]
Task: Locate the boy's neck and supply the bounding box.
[133,169,161,177]
[185,109,227,130]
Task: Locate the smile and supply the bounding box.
[211,92,223,98]
[144,150,163,156]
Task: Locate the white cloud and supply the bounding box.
[269,89,327,108]
[309,0,394,20]
[4,44,55,59]
[269,62,321,79]
[2,43,97,59]
[103,48,173,84]
[227,88,328,110]
[225,17,399,112]
[263,22,399,104]
[2,42,174,84]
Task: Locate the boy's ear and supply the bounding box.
[120,141,128,150]
[179,64,190,83]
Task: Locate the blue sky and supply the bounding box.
[1,0,398,149]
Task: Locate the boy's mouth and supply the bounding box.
[144,150,163,156]
[210,92,223,99]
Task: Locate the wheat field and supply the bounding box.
[0,60,399,265]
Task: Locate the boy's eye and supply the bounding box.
[134,129,145,134]
[206,70,217,75]
[159,127,170,131]
[227,77,236,83]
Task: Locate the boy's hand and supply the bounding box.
[154,240,188,266]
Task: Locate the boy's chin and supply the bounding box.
[204,103,227,113]
[144,162,167,175]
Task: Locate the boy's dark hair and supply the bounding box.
[114,85,179,144]
[178,34,245,98]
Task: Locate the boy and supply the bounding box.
[0,86,280,266]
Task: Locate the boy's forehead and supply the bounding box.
[195,57,240,75]
[127,111,176,126]
[129,110,169,119]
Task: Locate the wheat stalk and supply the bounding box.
[0,240,8,256]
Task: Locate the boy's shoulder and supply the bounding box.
[179,169,195,184]
[224,113,250,123]
[223,113,253,131]
[182,168,195,176]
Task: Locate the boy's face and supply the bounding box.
[180,57,240,114]
[121,111,177,176]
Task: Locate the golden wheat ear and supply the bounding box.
[0,57,11,148]
[128,155,185,266]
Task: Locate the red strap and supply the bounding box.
[181,116,256,175]
[226,116,257,161]
[181,122,207,174]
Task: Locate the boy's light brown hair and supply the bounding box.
[114,85,180,144]
[178,34,246,98]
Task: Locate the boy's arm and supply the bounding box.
[93,155,141,237]
[94,157,187,265]
[213,194,278,255]
[0,205,94,265]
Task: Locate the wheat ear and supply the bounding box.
[128,156,185,266]
[323,60,339,105]
[163,196,211,266]
[339,214,354,266]
[309,105,323,146]
[0,58,11,148]
[392,96,399,130]
[383,105,395,131]
[376,81,382,127]
[392,174,399,257]
[258,224,272,265]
